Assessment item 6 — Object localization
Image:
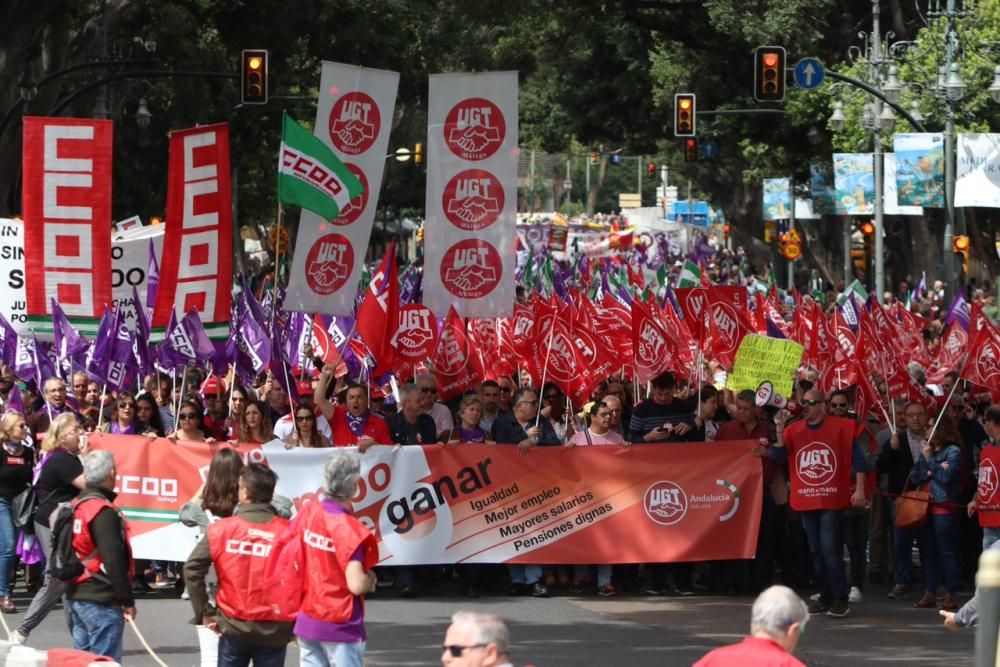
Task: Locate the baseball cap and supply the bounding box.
[296,380,315,397]
[200,376,226,396]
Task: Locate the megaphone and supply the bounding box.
[755,381,802,419]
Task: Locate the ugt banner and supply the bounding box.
[285,63,399,316]
[89,434,762,564]
[423,71,518,319]
[21,117,113,335]
[152,124,232,338]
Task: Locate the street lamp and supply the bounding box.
[828,100,846,131]
[943,62,967,101]
[134,98,151,128]
[988,65,1000,102]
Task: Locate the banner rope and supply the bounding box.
[127,616,169,667]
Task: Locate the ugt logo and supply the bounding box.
[643,481,688,526]
[329,92,379,155]
[979,459,999,504]
[795,442,837,487]
[444,98,505,161]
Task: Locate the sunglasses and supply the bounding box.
[499,387,512,393]
[118,401,136,409]
[178,413,198,420]
[296,414,315,422]
[829,403,848,408]
[543,394,560,400]
[801,399,822,406]
[420,387,437,394]
[442,645,487,658]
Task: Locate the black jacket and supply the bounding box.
[66,485,134,608]
[490,412,561,446]
[876,431,919,495]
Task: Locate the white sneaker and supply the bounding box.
[849,586,864,603]
[9,630,26,645]
[181,588,190,600]
[809,592,821,601]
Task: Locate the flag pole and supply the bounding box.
[96,382,107,430]
[268,206,284,338]
[879,354,895,434]
[535,326,557,429]
[926,379,961,445]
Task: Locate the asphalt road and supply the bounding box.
[5,580,976,666]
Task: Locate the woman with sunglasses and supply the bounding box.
[99,395,139,435]
[237,400,273,445]
[134,392,166,437]
[170,400,214,443]
[0,412,32,612]
[284,406,332,449]
[540,383,574,443]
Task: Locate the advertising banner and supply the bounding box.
[883,154,923,216]
[152,124,232,338]
[89,434,763,565]
[423,72,518,318]
[21,117,113,335]
[285,63,399,315]
[833,153,874,215]
[956,133,1000,208]
[762,178,792,221]
[893,133,945,207]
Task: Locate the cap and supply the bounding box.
[290,365,320,380]
[295,380,315,397]
[200,376,226,396]
[370,385,386,400]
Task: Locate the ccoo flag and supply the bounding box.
[277,111,364,220]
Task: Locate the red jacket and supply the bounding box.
[209,513,290,622]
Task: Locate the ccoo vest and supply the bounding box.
[209,513,290,622]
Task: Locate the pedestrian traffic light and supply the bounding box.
[674,93,696,137]
[647,162,656,176]
[754,46,786,102]
[683,138,698,163]
[859,221,875,236]
[414,143,423,165]
[590,151,599,165]
[241,49,268,105]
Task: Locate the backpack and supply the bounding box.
[47,496,110,583]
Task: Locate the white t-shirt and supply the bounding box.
[273,412,333,441]
[425,402,454,436]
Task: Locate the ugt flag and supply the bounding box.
[277,112,364,220]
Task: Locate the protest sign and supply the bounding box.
[728,334,804,397]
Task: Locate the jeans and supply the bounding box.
[218,634,287,667]
[507,564,543,585]
[298,638,365,667]
[67,599,124,663]
[800,509,847,604]
[984,526,1000,550]
[919,511,961,594]
[844,509,869,589]
[0,498,16,596]
[20,520,70,636]
[890,502,919,586]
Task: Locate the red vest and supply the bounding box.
[297,501,378,623]
[783,416,857,511]
[208,514,290,622]
[331,406,392,447]
[978,445,1000,527]
[71,495,134,585]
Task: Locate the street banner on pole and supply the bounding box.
[22,117,113,335]
[956,134,1000,208]
[883,154,924,216]
[423,71,518,318]
[833,153,874,215]
[762,178,792,220]
[892,133,944,207]
[152,123,233,338]
[89,434,763,565]
[285,63,399,316]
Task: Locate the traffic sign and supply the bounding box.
[782,242,802,261]
[701,141,719,159]
[794,58,825,89]
[785,228,801,243]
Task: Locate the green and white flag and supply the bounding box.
[836,279,869,306]
[676,259,701,288]
[277,112,363,220]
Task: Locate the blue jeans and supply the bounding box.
[984,526,1000,550]
[298,638,365,667]
[890,501,919,586]
[218,634,287,667]
[507,565,543,585]
[0,498,16,596]
[67,599,124,663]
[919,511,960,594]
[801,509,847,604]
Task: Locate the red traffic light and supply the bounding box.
[683,138,698,163]
[860,221,875,236]
[647,162,656,176]
[754,46,786,101]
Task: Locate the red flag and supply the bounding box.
[927,321,967,384]
[356,245,399,376]
[432,306,485,400]
[705,286,754,368]
[962,319,1000,393]
[632,298,675,385]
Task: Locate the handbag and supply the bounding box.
[893,477,932,529]
[11,486,36,529]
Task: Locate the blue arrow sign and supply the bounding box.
[794,58,825,90]
[701,141,718,160]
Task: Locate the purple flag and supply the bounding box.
[5,383,24,416]
[146,239,160,309]
[268,358,299,406]
[31,335,58,387]
[11,337,36,383]
[51,299,88,359]
[399,267,423,305]
[234,307,271,382]
[108,315,138,392]
[945,292,970,331]
[240,275,266,325]
[160,309,216,368]
[85,307,117,382]
[131,286,152,373]
[0,314,17,369]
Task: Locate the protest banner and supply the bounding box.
[728,333,804,397]
[89,434,763,565]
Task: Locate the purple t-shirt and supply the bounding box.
[458,426,488,443]
[292,499,366,643]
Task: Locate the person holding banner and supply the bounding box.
[416,375,455,440]
[774,388,867,619]
[315,367,389,450]
[170,400,213,442]
[237,400,274,445]
[387,385,439,447]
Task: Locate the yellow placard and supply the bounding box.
[727,334,804,397]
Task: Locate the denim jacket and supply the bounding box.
[909,442,962,504]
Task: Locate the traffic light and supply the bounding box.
[414,143,423,165]
[851,247,867,273]
[859,221,875,237]
[674,93,696,137]
[241,49,269,104]
[647,162,656,176]
[416,226,424,244]
[754,46,786,101]
[954,234,970,274]
[683,138,698,163]
[723,224,731,241]
[590,151,599,165]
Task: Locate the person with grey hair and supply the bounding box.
[291,449,378,666]
[387,384,439,447]
[416,373,455,438]
[693,585,808,666]
[64,449,135,663]
[441,611,512,667]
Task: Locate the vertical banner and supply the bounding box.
[883,154,923,216]
[423,72,518,318]
[893,133,944,207]
[152,124,232,338]
[762,178,791,220]
[833,153,874,215]
[285,63,399,315]
[22,117,113,335]
[956,133,1000,208]
[809,164,836,215]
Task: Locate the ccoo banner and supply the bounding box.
[285,63,399,316]
[423,72,518,318]
[88,434,763,565]
[152,124,233,338]
[956,133,1000,208]
[21,117,113,335]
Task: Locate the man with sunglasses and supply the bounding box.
[27,377,77,439]
[416,374,454,440]
[441,611,513,667]
[496,377,516,413]
[773,388,867,618]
